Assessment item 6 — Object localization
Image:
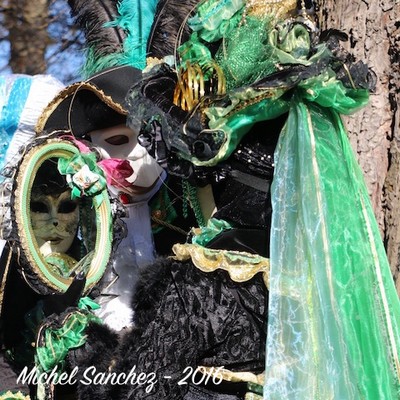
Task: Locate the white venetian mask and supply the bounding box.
[30,190,79,257]
[89,124,163,193]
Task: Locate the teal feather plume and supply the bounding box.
[106,0,158,69]
[68,0,158,78]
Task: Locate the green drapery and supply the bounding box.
[265,97,400,399]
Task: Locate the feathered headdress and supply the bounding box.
[68,0,158,78]
[68,0,203,78]
[37,0,204,137]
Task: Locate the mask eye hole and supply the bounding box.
[31,201,49,213]
[58,200,78,214]
[105,135,129,145]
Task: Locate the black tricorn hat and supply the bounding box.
[36,65,142,138]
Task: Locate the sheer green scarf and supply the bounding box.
[265,96,400,399]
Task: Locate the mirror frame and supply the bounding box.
[13,138,112,294]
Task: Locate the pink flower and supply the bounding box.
[97,159,134,190]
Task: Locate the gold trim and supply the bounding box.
[198,366,264,385]
[0,391,30,400]
[307,104,400,383]
[244,0,297,20]
[307,107,343,390]
[172,243,270,287]
[225,88,284,119]
[35,82,127,134]
[360,195,400,380]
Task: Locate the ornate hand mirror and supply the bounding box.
[10,138,113,295]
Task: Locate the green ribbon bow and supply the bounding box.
[58,152,107,200]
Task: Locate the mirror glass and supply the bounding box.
[30,158,96,278]
[14,139,112,294]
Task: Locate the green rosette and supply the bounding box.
[192,218,233,246]
[57,152,107,203]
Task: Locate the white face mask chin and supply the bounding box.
[89,124,163,191]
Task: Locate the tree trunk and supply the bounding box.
[317,1,400,292]
[4,0,51,74]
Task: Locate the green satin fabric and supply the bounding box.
[189,0,245,41]
[185,73,366,168]
[299,71,370,114]
[197,91,288,166]
[269,22,314,66]
[178,8,363,167]
[265,97,400,399]
[192,218,233,246]
[178,0,244,72]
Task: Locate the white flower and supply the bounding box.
[72,164,99,190]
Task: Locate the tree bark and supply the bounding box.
[4,0,51,74]
[317,1,400,292]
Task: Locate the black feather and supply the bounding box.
[68,0,126,58]
[69,322,119,400]
[131,256,173,328]
[147,0,201,59]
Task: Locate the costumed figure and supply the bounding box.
[0,2,198,397]
[125,0,400,398]
[36,65,165,332]
[18,0,400,399]
[0,131,124,400]
[35,0,199,332]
